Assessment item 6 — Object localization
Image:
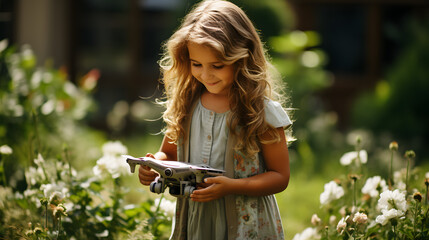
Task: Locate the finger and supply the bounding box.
[191,193,215,202]
[139,165,155,175]
[203,176,221,184]
[139,178,155,186]
[145,153,155,158]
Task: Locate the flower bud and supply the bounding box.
[405,150,416,159]
[413,192,422,202]
[389,141,398,151]
[311,214,321,226]
[353,212,368,224]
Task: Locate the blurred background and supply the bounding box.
[1,0,429,238]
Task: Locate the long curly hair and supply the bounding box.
[159,0,291,156]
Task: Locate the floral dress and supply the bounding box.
[171,98,292,240]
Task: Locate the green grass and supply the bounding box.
[277,173,326,240]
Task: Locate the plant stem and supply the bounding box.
[0,155,7,187]
[406,158,410,193]
[31,109,41,153]
[389,151,394,187]
[45,203,48,230]
[353,179,357,209]
[57,215,61,239]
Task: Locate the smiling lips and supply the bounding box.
[205,81,220,86]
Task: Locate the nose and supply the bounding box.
[200,67,212,81]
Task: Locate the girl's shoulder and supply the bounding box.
[263,98,292,129]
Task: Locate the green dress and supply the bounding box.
[184,98,292,240]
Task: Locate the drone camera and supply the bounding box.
[164,168,173,177]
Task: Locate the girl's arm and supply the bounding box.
[138,135,177,186]
[152,134,177,161]
[190,127,290,202]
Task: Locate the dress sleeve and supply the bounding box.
[264,99,292,129]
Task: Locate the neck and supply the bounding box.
[200,90,230,113]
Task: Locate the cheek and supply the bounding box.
[191,67,200,79]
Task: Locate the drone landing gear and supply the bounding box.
[150,177,165,194]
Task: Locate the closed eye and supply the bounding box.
[213,65,224,69]
[192,62,202,67]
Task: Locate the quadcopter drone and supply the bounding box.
[124,155,225,197]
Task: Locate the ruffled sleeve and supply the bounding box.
[264,99,292,129]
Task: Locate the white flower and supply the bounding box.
[375,209,403,225]
[377,189,407,213]
[0,145,13,155]
[34,153,45,166]
[395,181,406,191]
[101,141,127,156]
[425,172,429,179]
[320,181,344,205]
[292,227,320,240]
[151,198,176,217]
[329,215,337,225]
[394,169,407,183]
[361,176,388,198]
[40,182,69,200]
[336,216,349,233]
[375,189,407,225]
[93,141,129,179]
[0,39,8,53]
[340,150,367,166]
[311,214,321,226]
[25,166,45,186]
[353,212,368,224]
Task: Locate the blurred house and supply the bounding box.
[287,0,429,126]
[1,0,428,128]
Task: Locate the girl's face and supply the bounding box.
[188,42,235,96]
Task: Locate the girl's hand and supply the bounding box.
[138,153,159,186]
[190,176,233,202]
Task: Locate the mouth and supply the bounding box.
[205,81,220,86]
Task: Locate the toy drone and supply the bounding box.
[123,155,225,197]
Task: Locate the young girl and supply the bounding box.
[138,0,292,239]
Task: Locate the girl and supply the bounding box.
[139,0,292,239]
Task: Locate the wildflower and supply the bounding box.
[361,176,388,198]
[292,227,320,240]
[34,153,45,166]
[375,209,403,226]
[404,150,416,159]
[389,141,398,151]
[320,181,345,205]
[378,189,407,213]
[0,145,13,155]
[375,189,407,225]
[339,150,367,166]
[40,182,69,200]
[93,141,130,179]
[101,141,127,156]
[152,197,176,217]
[49,191,63,205]
[52,203,67,218]
[352,212,368,224]
[329,215,337,225]
[337,216,349,234]
[311,214,321,226]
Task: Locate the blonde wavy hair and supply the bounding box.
[159,0,291,156]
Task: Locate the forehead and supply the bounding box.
[187,41,221,63]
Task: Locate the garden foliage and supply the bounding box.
[292,139,429,240]
[0,40,172,239]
